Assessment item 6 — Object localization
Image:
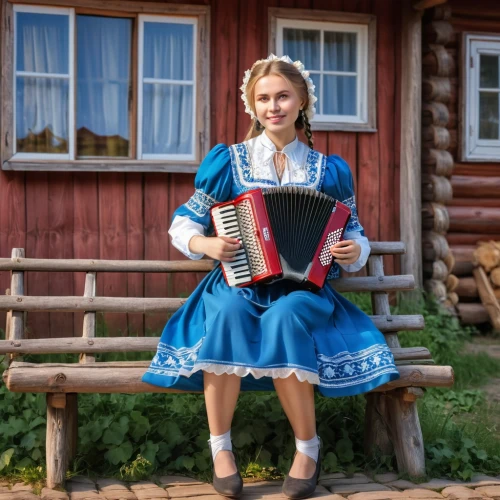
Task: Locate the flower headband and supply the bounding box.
[239,53,318,121]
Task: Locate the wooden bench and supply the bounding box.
[0,244,454,489]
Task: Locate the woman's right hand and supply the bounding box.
[189,235,242,262]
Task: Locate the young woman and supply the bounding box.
[142,54,400,500]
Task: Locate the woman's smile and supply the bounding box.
[268,115,285,123]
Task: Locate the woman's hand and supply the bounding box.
[189,235,242,262]
[330,240,361,265]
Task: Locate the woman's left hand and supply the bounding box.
[329,240,361,265]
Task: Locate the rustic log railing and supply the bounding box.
[0,244,454,488]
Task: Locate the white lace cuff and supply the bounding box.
[168,215,206,260]
[337,230,371,273]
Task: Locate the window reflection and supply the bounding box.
[76,15,132,157]
[15,11,69,153]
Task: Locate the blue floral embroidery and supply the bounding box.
[317,343,398,389]
[185,189,218,217]
[282,149,324,190]
[342,195,363,233]
[146,338,399,391]
[146,339,203,376]
[230,143,326,192]
[326,263,340,280]
[230,143,278,192]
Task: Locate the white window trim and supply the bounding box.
[461,32,500,162]
[13,4,75,160]
[269,8,376,132]
[137,15,197,161]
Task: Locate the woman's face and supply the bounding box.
[253,74,304,132]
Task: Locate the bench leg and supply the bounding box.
[385,388,426,477]
[46,393,75,489]
[66,394,78,463]
[364,392,393,459]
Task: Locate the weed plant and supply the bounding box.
[1,292,500,486]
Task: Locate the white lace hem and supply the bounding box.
[180,363,320,385]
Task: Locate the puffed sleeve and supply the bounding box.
[322,154,370,276]
[168,144,232,260]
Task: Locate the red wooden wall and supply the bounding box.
[0,0,402,338]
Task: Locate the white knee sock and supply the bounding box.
[209,429,232,462]
[295,434,320,463]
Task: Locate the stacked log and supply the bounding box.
[468,242,500,330]
[421,4,456,309]
[452,244,487,324]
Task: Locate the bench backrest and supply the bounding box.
[0,244,424,361]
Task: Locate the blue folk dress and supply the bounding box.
[142,133,400,397]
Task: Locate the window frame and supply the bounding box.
[461,32,500,162]
[269,7,377,133]
[1,0,210,172]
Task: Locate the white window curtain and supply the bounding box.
[76,15,131,157]
[15,10,70,154]
[140,19,195,158]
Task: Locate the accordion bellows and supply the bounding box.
[211,187,351,290]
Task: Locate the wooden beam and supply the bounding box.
[0,338,430,355]
[3,160,199,174]
[6,249,25,365]
[386,387,426,476]
[400,0,424,294]
[0,277,416,314]
[4,362,454,393]
[81,273,96,364]
[8,0,209,15]
[413,0,448,10]
[0,242,406,272]
[46,394,69,489]
[456,302,489,324]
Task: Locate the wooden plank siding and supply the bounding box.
[0,0,402,338]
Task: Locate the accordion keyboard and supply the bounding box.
[211,205,252,286]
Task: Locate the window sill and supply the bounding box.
[460,156,500,163]
[2,159,200,173]
[310,122,377,133]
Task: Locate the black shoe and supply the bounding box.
[208,440,243,498]
[282,437,322,500]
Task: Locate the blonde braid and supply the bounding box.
[302,111,314,149]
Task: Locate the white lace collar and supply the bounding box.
[229,130,326,192]
[258,129,300,155]
[245,130,310,185]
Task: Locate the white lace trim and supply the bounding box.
[181,362,320,385]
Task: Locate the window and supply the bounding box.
[270,8,376,132]
[4,3,209,171]
[462,33,500,161]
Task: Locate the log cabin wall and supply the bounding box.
[442,0,500,323]
[421,3,456,307]
[0,0,402,338]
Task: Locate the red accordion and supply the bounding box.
[210,187,351,291]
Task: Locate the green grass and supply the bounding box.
[1,293,500,485]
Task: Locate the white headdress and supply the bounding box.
[239,53,318,122]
